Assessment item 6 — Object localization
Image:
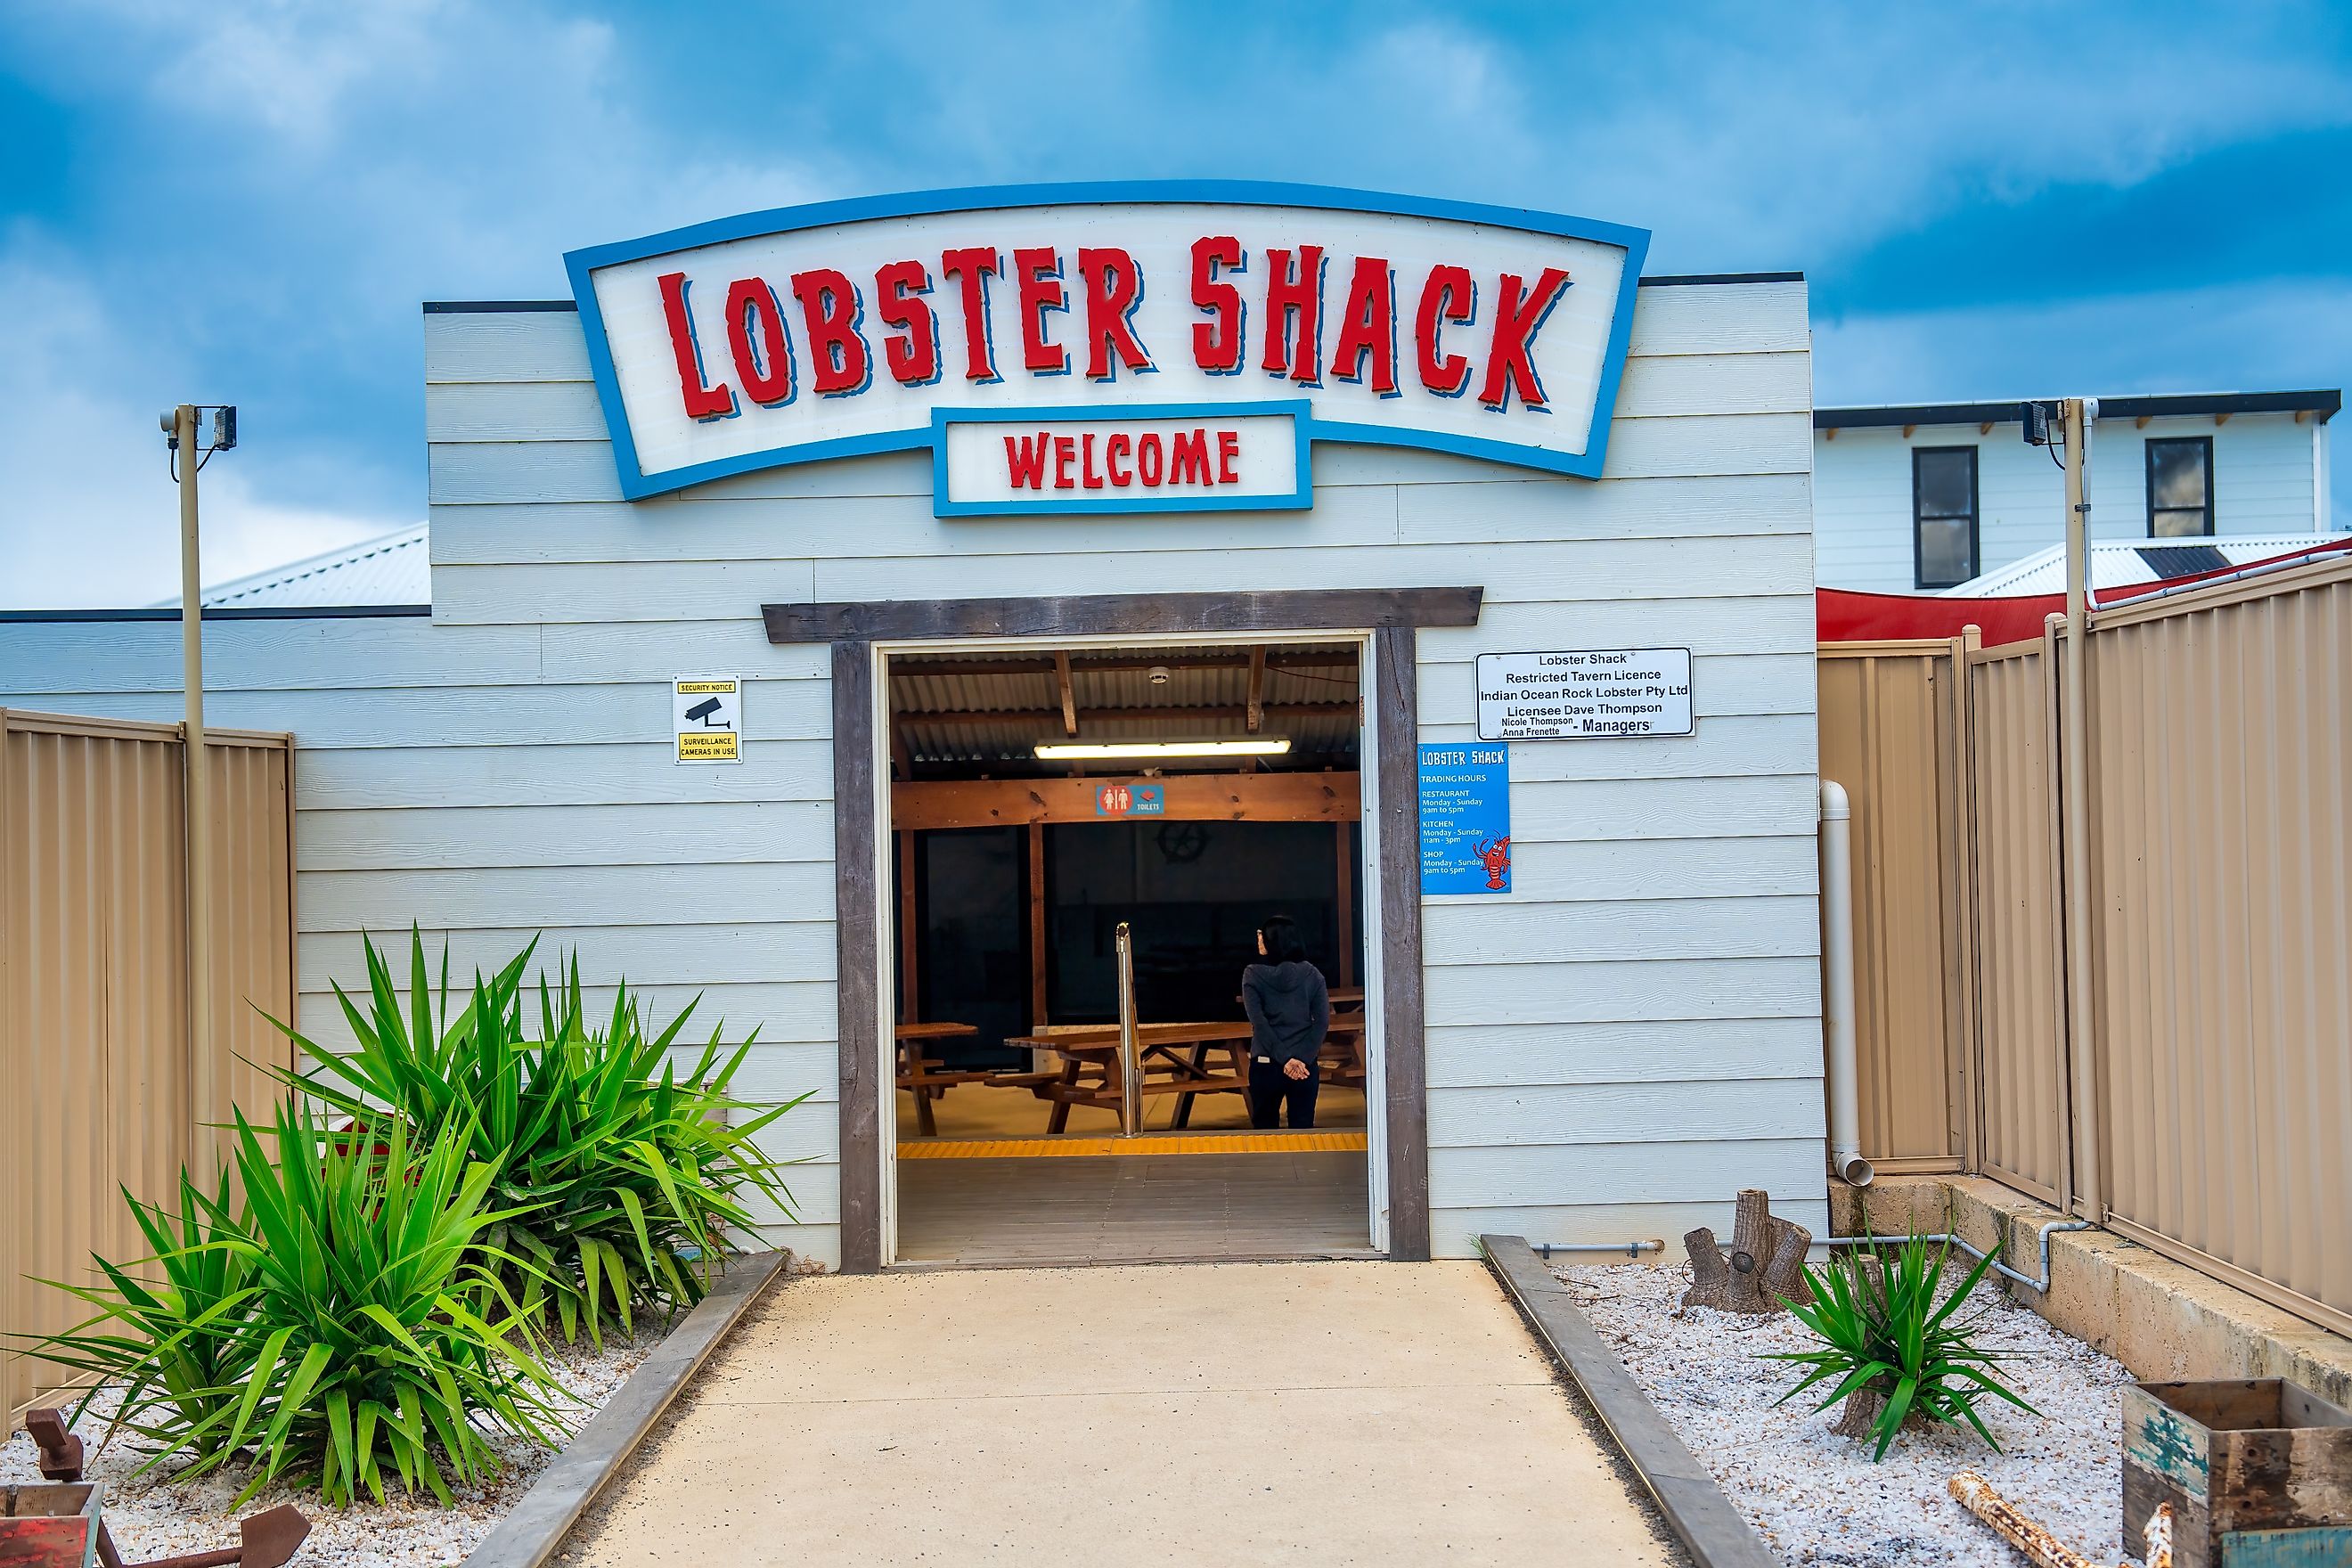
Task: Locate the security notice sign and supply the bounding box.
[673,675,741,764]
[1475,649,1693,740]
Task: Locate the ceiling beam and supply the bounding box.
[893,772,1362,830]
[886,649,1354,678]
[1245,645,1267,733]
[900,701,1357,728]
[1053,650,1078,737]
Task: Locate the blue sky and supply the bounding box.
[2,2,2347,606]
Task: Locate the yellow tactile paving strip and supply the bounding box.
[897,1130,1368,1159]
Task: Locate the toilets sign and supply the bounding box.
[565,184,1647,510]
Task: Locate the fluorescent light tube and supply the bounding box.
[1033,738,1292,760]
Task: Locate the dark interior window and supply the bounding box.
[1913,446,1979,590]
[2147,437,2214,538]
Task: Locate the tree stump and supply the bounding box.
[1679,1188,1815,1313]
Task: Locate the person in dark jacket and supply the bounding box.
[1241,914,1329,1130]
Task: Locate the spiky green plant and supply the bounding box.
[31,1102,569,1507]
[1763,1231,2038,1461]
[268,928,804,1343]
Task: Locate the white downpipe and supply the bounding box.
[1819,779,1874,1188]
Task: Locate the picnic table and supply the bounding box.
[1000,1015,1367,1132]
[895,1021,984,1137]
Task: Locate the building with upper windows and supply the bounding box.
[1812,390,2340,592]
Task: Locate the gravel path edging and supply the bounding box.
[1482,1235,1779,1568]
[461,1251,789,1568]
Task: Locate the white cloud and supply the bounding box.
[0,249,396,608]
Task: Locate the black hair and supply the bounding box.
[1259,914,1307,965]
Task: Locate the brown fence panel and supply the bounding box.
[2087,565,2352,1333]
[1964,638,2068,1205]
[1816,643,1969,1169]
[0,711,294,1425]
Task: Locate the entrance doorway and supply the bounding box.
[881,637,1378,1265]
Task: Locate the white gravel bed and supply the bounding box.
[2,1328,661,1568]
[1555,1260,2142,1568]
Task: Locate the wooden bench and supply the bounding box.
[895,1021,987,1137]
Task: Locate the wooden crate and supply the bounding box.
[0,1483,100,1568]
[2124,1379,2352,1568]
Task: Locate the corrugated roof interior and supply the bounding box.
[889,641,1362,779]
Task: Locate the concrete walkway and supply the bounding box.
[567,1261,1678,1567]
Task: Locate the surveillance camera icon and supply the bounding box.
[683,696,732,730]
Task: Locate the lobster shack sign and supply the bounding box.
[564,182,1650,510]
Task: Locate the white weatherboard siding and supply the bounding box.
[0,278,1824,1265]
[1813,411,2325,592]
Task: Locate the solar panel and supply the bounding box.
[2134,544,2231,581]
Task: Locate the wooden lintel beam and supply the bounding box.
[893,772,1362,830]
[1053,650,1078,737]
[1245,645,1267,733]
[766,586,1482,643]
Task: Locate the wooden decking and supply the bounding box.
[894,1150,1373,1266]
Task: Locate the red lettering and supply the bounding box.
[1106,432,1133,486]
[1330,257,1398,396]
[1053,434,1077,488]
[1074,247,1151,380]
[1217,429,1241,484]
[1081,431,1104,488]
[790,268,868,395]
[938,247,1001,381]
[1138,432,1164,485]
[1260,246,1325,383]
[1478,267,1573,410]
[1004,433,1049,490]
[1190,235,1244,373]
[874,259,938,386]
[656,271,734,421]
[1170,429,1210,486]
[1416,265,1476,397]
[723,277,793,407]
[1014,247,1068,374]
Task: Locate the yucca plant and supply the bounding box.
[32,1102,570,1507]
[1763,1231,2037,1461]
[269,928,803,1344]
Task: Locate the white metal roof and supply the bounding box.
[1944,535,2350,597]
[159,524,430,608]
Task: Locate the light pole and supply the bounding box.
[163,403,235,1163]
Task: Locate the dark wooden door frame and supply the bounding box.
[782,587,1480,1272]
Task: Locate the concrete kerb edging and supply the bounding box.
[462,1249,791,1568]
[1481,1235,1777,1568]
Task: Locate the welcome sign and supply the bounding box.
[565,182,1648,510]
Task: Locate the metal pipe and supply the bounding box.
[1113,920,1141,1137]
[1817,780,1874,1187]
[2058,396,2103,1221]
[174,404,216,1166]
[1531,1240,1665,1261]
[1821,1219,2090,1294]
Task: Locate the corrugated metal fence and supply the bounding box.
[1,710,296,1425]
[1821,553,2352,1337]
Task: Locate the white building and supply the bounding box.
[1813,391,2339,592]
[0,185,1826,1273]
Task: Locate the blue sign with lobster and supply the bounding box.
[1417,744,1511,895]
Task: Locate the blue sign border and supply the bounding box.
[562,181,1652,503]
[929,400,1314,518]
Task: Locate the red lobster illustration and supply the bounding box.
[1474,836,1512,891]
